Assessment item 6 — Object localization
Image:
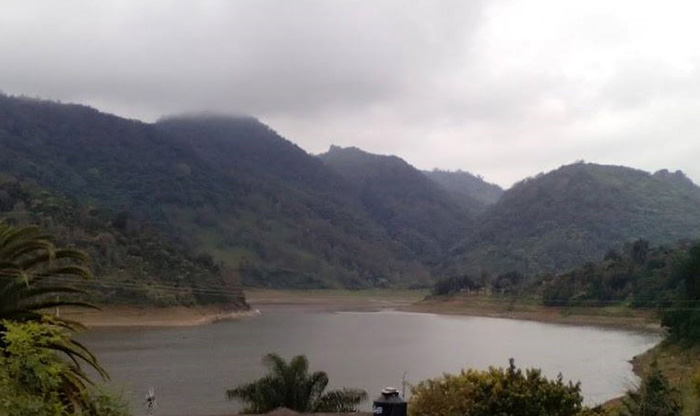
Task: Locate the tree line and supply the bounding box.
[433,238,700,342]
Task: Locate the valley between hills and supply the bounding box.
[2,92,699,415]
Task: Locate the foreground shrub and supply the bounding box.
[0,320,130,416]
[409,359,603,416]
[618,361,681,416]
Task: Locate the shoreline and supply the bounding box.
[66,290,663,333]
[402,295,670,412]
[61,305,258,328]
[244,288,424,312]
[245,289,665,333]
[402,297,663,333]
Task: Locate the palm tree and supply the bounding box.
[226,353,368,414]
[0,223,94,321]
[0,222,108,409]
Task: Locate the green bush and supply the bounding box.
[0,320,131,416]
[618,361,681,416]
[409,359,603,416]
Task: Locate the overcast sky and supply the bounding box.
[2,0,699,188]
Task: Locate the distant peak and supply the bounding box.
[157,112,258,124]
[322,145,400,160]
[429,168,483,180]
[324,145,368,155]
[654,168,687,178]
[653,169,696,186]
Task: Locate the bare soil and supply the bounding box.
[60,305,257,328]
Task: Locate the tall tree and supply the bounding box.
[661,242,700,341]
[226,353,367,413]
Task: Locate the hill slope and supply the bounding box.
[0,95,428,289]
[156,116,430,287]
[0,175,247,306]
[319,146,473,262]
[0,94,229,222]
[448,163,700,276]
[5,94,700,289]
[423,169,503,209]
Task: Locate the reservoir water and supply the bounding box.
[81,306,661,416]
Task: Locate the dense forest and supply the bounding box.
[0,96,431,290]
[319,146,474,263]
[423,168,504,209]
[0,175,247,306]
[446,163,700,277]
[2,93,700,295]
[433,239,700,341]
[541,239,700,341]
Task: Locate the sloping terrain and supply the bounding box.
[156,116,432,287]
[0,95,427,289]
[447,163,700,276]
[4,94,700,289]
[423,169,503,210]
[319,146,473,262]
[0,176,247,306]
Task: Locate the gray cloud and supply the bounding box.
[1,1,482,114]
[1,0,699,187]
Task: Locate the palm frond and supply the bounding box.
[19,248,89,269]
[227,353,366,413]
[0,223,106,411]
[314,388,368,413]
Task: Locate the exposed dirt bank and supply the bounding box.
[403,295,663,333]
[245,288,426,312]
[63,290,663,333]
[60,305,256,328]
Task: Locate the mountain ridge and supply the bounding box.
[318,145,474,262]
[2,93,700,291]
[446,162,700,277]
[423,169,503,211]
[0,94,432,289]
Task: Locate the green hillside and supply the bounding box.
[0,175,247,306]
[319,146,473,262]
[423,169,503,210]
[154,117,432,288]
[4,94,700,291]
[0,95,428,289]
[447,162,700,276]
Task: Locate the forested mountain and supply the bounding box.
[319,146,472,262]
[446,162,700,277]
[423,169,503,210]
[0,95,428,289]
[2,93,700,291]
[155,117,429,288]
[0,175,247,306]
[0,94,226,222]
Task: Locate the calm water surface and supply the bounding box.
[81,306,660,416]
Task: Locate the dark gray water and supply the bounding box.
[81,307,660,416]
